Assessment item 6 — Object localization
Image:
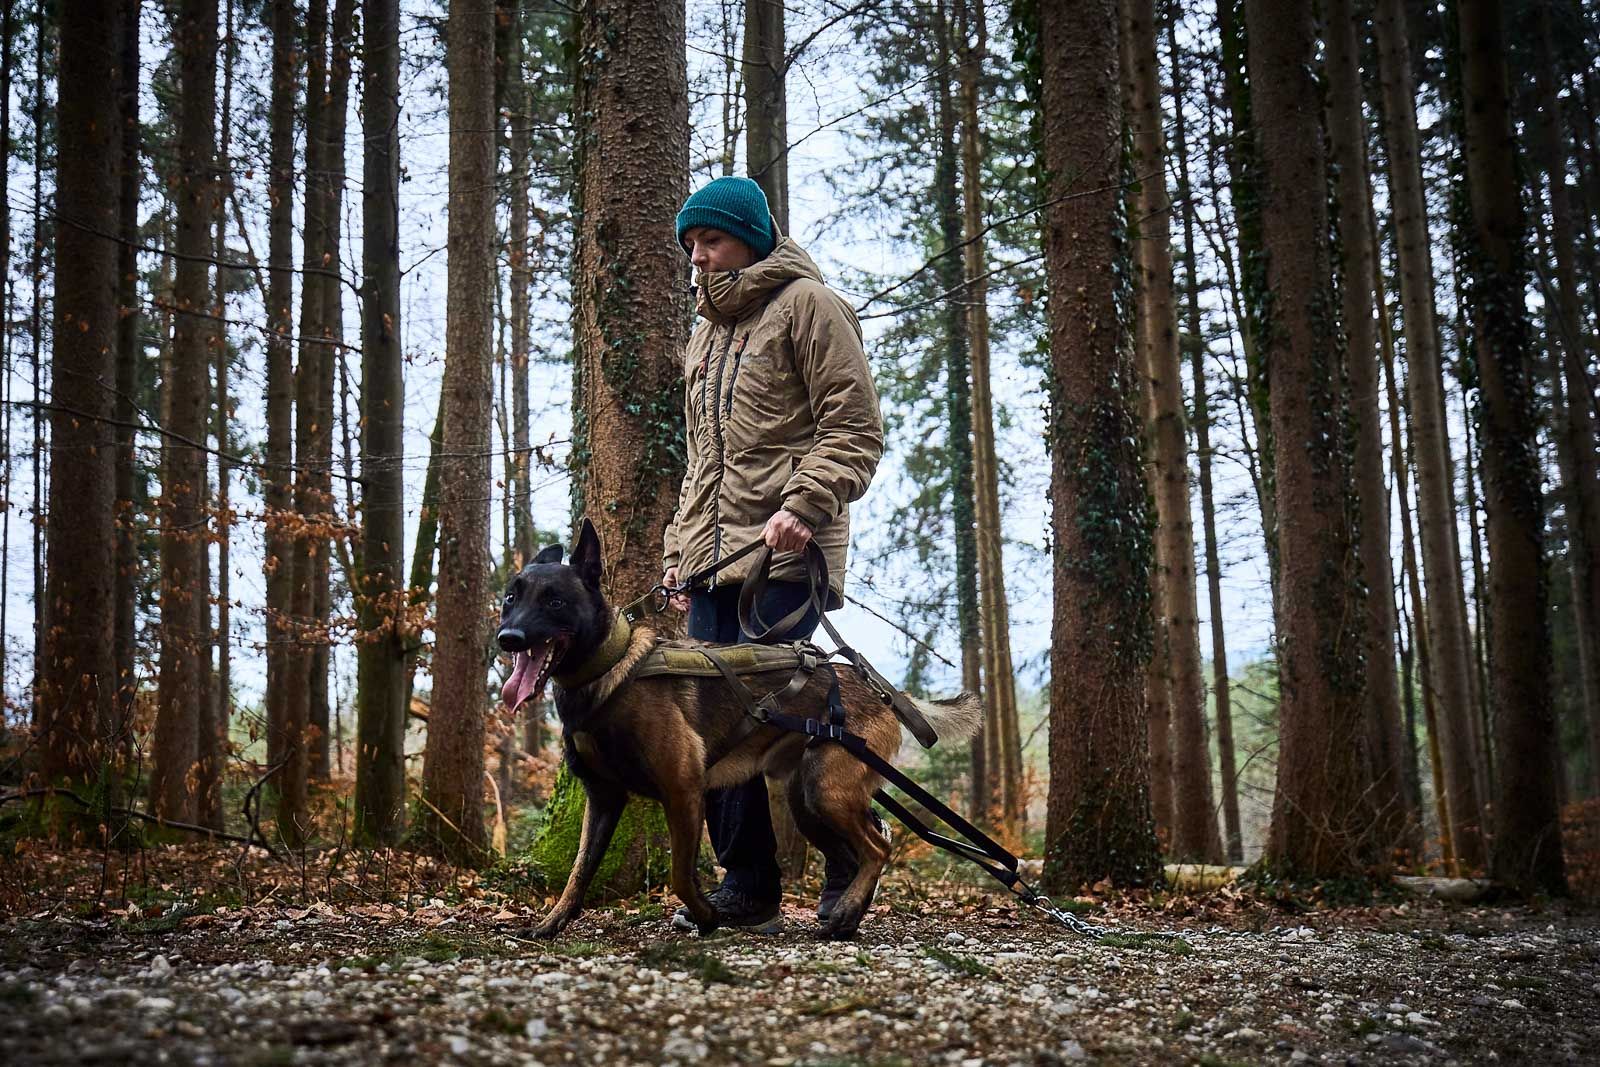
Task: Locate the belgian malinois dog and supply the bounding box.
[497,518,980,940]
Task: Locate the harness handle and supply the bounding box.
[736,542,831,642]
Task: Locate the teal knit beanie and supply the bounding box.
[676,177,776,260]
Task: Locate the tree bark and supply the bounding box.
[406,393,445,717]
[1535,2,1600,796]
[570,0,689,606]
[933,0,985,824]
[503,0,535,566]
[1373,0,1485,866]
[38,0,125,791]
[1245,0,1376,879]
[354,0,408,845]
[419,0,498,863]
[1125,0,1218,863]
[1036,0,1161,892]
[956,0,1020,835]
[1325,0,1417,856]
[263,0,298,818]
[1169,17,1242,863]
[1455,0,1566,895]
[112,0,141,764]
[151,0,217,824]
[743,0,787,232]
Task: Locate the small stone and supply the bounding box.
[662,1033,709,1062]
[1227,1028,1264,1042]
[1502,999,1525,1010]
[138,996,176,1013]
[524,1018,549,1040]
[944,932,966,945]
[1060,1039,1088,1061]
[148,956,172,979]
[447,1034,471,1055]
[1290,1052,1312,1064]
[406,973,424,984]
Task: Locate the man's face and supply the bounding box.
[685,227,758,275]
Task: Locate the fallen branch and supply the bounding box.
[0,787,270,852]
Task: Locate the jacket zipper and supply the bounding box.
[722,334,750,417]
[706,322,738,582]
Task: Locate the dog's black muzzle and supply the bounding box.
[497,626,529,653]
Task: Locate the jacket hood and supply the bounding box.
[695,232,826,323]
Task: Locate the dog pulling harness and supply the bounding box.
[602,540,1117,940]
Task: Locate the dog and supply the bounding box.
[497,518,980,940]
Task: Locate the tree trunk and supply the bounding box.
[743,0,786,232]
[570,0,689,606]
[419,0,498,864]
[309,0,354,783]
[1246,0,1376,879]
[1454,0,1566,896]
[406,393,446,716]
[1125,0,1218,863]
[38,0,125,792]
[1214,0,1280,613]
[151,0,217,824]
[263,0,298,817]
[1035,0,1161,892]
[1373,0,1484,866]
[933,0,985,824]
[504,0,535,566]
[354,0,409,845]
[1169,18,1242,864]
[279,0,330,844]
[112,0,141,763]
[957,0,1020,835]
[1325,0,1417,857]
[1536,2,1600,796]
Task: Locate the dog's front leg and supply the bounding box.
[529,780,626,939]
[661,790,719,936]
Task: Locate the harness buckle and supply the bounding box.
[803,718,844,741]
[753,696,776,722]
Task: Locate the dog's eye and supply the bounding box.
[546,597,564,611]
[503,593,515,608]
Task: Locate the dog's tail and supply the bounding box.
[906,691,984,744]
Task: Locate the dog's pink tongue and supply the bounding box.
[501,648,547,712]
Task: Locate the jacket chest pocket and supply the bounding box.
[721,326,795,453]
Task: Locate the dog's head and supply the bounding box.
[497,517,609,714]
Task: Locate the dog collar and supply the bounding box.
[553,612,633,691]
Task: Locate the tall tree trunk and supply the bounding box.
[570,0,689,606]
[1455,0,1566,896]
[0,2,13,736]
[1125,0,1218,863]
[280,0,330,844]
[1246,0,1376,879]
[405,393,445,716]
[419,0,498,863]
[933,0,985,823]
[263,0,298,816]
[1035,0,1161,892]
[743,0,786,232]
[1214,0,1280,614]
[197,0,238,834]
[354,0,408,845]
[1373,0,1484,866]
[1169,17,1242,864]
[1325,0,1416,856]
[1536,3,1600,793]
[38,0,125,792]
[957,0,1021,835]
[309,0,354,783]
[151,0,217,823]
[504,0,535,566]
[113,0,142,762]
[29,0,47,740]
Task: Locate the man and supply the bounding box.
[662,175,885,931]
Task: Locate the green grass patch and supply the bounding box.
[1416,933,1455,953]
[621,902,665,926]
[1172,1009,1194,1033]
[475,1006,529,1036]
[1503,975,1549,991]
[1098,932,1193,956]
[922,945,995,978]
[638,941,741,985]
[542,940,608,958]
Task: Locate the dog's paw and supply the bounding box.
[817,913,861,941]
[695,920,720,938]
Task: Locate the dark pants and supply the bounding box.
[688,579,819,903]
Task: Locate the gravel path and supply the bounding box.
[3,891,1597,1066]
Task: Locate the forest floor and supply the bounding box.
[2,840,1599,1067]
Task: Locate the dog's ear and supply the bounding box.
[570,517,603,589]
[533,542,563,566]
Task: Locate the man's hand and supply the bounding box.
[661,566,690,613]
[763,510,814,554]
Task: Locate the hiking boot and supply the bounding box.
[817,814,889,923]
[672,883,783,934]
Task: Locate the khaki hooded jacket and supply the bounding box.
[661,236,884,606]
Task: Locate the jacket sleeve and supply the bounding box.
[781,285,885,529]
[661,359,699,572]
